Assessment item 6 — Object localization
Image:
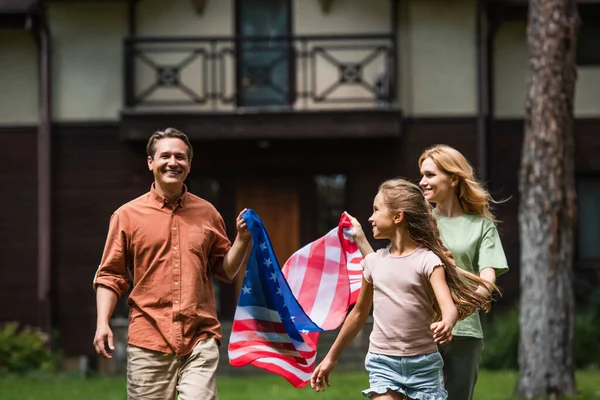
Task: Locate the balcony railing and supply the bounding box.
[124,34,397,111]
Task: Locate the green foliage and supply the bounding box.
[481,308,519,370]
[574,312,600,369]
[0,322,60,375]
[481,306,600,370]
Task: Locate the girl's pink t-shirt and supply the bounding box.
[362,247,443,356]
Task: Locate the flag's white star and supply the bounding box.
[276,288,282,296]
[260,242,267,251]
[263,258,272,267]
[301,329,310,335]
[244,270,248,277]
[270,272,277,281]
[290,316,295,321]
[241,286,251,295]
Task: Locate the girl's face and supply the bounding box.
[419,157,457,204]
[368,192,397,240]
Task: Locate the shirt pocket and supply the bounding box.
[188,228,211,263]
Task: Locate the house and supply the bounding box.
[0,0,599,362]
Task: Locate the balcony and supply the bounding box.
[121,34,403,140]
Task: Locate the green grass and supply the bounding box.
[0,370,599,400]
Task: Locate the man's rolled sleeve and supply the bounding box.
[209,214,233,283]
[93,211,131,296]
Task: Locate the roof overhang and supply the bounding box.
[0,0,41,29]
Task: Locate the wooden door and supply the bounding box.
[234,178,300,295]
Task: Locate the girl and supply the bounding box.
[310,179,498,400]
[419,145,508,400]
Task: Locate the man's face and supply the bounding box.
[147,138,191,187]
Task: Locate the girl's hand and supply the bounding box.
[430,320,453,345]
[310,357,338,392]
[345,212,366,241]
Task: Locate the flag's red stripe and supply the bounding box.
[295,236,326,314]
[230,350,307,366]
[250,360,308,388]
[251,359,315,385]
[323,234,351,329]
[232,319,286,334]
[252,358,316,376]
[229,343,316,361]
[228,339,298,352]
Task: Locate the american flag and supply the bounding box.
[228,209,363,387]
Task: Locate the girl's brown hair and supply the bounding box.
[419,144,501,224]
[378,178,500,321]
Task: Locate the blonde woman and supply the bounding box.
[418,145,508,400]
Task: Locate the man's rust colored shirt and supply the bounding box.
[93,185,232,356]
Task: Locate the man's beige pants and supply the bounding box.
[127,339,220,400]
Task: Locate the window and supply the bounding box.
[577,8,600,66]
[577,177,600,260]
[315,174,347,236]
[236,0,293,107]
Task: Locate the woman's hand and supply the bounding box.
[310,357,338,392]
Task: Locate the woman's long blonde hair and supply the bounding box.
[379,179,500,321]
[419,144,501,224]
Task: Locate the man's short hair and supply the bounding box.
[146,127,194,161]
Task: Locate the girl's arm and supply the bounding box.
[429,266,458,344]
[345,212,375,257]
[310,276,374,391]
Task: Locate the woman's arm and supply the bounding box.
[476,267,497,296]
[429,266,458,344]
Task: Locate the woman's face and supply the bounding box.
[419,157,456,203]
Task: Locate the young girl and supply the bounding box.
[310,179,498,400]
[419,145,508,400]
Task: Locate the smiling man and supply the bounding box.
[92,128,252,400]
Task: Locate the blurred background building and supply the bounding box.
[0,0,599,369]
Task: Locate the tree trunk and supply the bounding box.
[518,0,579,398]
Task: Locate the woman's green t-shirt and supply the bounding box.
[434,209,509,339]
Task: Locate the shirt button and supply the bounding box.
[174,263,179,268]
[172,227,177,231]
[173,246,177,251]
[174,300,179,304]
[174,321,179,324]
[174,281,179,286]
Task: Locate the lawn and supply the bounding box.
[1,370,599,400]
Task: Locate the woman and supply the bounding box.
[418,144,508,400]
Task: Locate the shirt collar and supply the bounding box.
[150,183,188,209]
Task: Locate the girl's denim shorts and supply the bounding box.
[362,351,447,400]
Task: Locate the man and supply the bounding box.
[93,128,251,399]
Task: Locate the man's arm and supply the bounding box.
[93,211,130,358]
[93,286,119,359]
[222,209,252,280]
